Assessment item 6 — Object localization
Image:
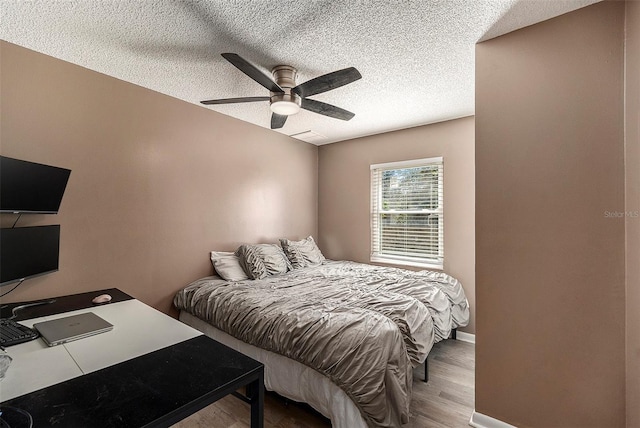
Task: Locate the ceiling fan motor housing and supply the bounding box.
[270,65,301,115]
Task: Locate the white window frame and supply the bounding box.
[370,157,444,270]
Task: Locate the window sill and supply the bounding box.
[370,256,443,271]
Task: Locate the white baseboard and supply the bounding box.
[455,331,475,344]
[469,411,517,428]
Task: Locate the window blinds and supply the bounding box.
[370,157,443,268]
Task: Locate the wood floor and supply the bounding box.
[173,339,475,428]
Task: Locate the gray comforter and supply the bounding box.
[312,261,470,341]
[174,261,469,427]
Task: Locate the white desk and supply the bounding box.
[0,289,264,428]
[1,299,201,401]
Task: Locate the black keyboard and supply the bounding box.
[0,318,39,347]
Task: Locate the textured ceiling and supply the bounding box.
[1,0,599,145]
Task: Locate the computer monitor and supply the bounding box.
[0,156,71,214]
[0,225,60,286]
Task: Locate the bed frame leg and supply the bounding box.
[451,328,457,340]
[423,358,429,383]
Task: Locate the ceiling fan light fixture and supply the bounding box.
[270,100,301,115]
[200,54,360,128]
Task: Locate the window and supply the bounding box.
[370,157,443,269]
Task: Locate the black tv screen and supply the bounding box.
[0,225,60,286]
[0,156,71,214]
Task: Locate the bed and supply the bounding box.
[173,237,469,428]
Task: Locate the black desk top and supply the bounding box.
[1,334,264,427]
[0,288,132,321]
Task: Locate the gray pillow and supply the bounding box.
[235,244,292,280]
[280,236,325,269]
[210,251,250,282]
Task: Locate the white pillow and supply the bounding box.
[210,251,249,282]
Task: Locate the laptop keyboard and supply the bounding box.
[0,318,39,347]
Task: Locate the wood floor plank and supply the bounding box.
[173,339,474,427]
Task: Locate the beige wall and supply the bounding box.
[318,116,476,334]
[0,41,318,315]
[476,2,626,427]
[626,1,640,427]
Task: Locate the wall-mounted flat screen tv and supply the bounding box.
[0,156,71,214]
[0,225,60,287]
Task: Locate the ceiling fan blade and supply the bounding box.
[301,98,355,121]
[293,67,362,98]
[221,53,284,93]
[201,96,270,105]
[271,113,288,129]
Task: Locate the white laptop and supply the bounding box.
[33,312,113,346]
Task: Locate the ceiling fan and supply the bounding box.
[201,53,362,129]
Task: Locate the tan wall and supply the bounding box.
[625,1,640,427]
[318,116,476,334]
[0,41,318,315]
[475,2,626,427]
